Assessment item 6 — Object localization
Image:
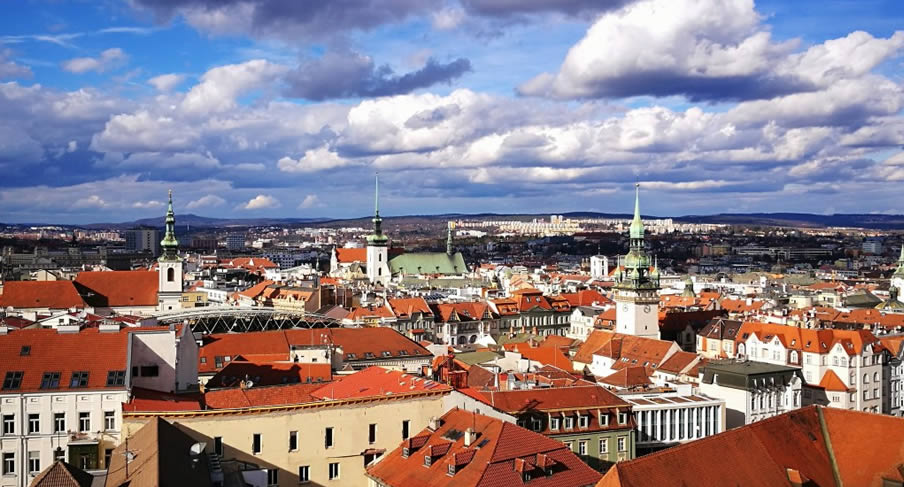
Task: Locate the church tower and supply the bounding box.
[892,244,904,293]
[614,185,661,338]
[157,190,184,311]
[366,175,390,285]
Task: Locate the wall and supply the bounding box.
[122,394,447,487]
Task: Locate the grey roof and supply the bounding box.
[701,360,804,390]
[454,350,504,366]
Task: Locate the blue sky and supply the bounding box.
[1,0,903,224]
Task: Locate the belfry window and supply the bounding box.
[167,267,175,282]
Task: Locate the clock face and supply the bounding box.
[622,304,628,312]
[643,305,651,313]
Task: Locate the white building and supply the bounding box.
[699,360,804,429]
[590,255,609,281]
[0,324,197,487]
[620,388,725,454]
[157,190,184,313]
[568,306,608,340]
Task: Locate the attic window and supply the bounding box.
[40,372,60,389]
[106,370,126,387]
[3,371,24,390]
[364,352,375,359]
[399,350,409,356]
[447,464,456,476]
[347,353,357,360]
[382,351,392,358]
[70,371,89,388]
[19,346,30,356]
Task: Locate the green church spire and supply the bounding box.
[159,190,179,261]
[895,243,904,277]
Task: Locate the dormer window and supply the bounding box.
[20,346,30,356]
[447,464,456,476]
[424,455,432,467]
[382,351,392,358]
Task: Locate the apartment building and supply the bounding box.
[0,325,197,487]
[122,367,451,487]
[699,360,804,429]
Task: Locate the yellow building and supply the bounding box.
[122,367,451,486]
[181,291,209,308]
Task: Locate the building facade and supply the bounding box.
[699,360,804,429]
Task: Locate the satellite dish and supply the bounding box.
[189,442,207,457]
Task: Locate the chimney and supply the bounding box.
[464,428,474,447]
[428,417,440,431]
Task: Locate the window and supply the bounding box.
[550,417,560,430]
[600,414,609,426]
[214,437,223,456]
[298,465,310,483]
[70,371,89,388]
[618,412,628,424]
[139,365,159,377]
[54,413,65,434]
[325,427,334,448]
[369,424,377,444]
[253,433,262,454]
[2,415,14,435]
[167,267,175,282]
[28,451,39,474]
[20,346,30,356]
[3,371,23,390]
[267,469,278,486]
[106,370,126,387]
[3,452,14,475]
[578,440,587,456]
[104,411,115,431]
[328,462,340,480]
[41,372,61,389]
[28,414,39,434]
[289,431,298,451]
[874,372,880,382]
[564,417,574,429]
[617,436,627,452]
[599,438,609,454]
[214,356,224,368]
[402,420,410,440]
[864,374,869,384]
[578,415,589,428]
[79,412,90,432]
[104,449,113,468]
[531,418,542,431]
[564,441,573,451]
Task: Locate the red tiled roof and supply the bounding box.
[347,305,396,320]
[123,387,203,412]
[388,297,433,318]
[0,280,86,309]
[311,366,449,400]
[657,351,699,375]
[237,280,276,299]
[597,406,904,487]
[74,270,159,307]
[476,384,629,413]
[0,327,132,393]
[336,247,367,263]
[599,366,651,388]
[204,382,321,409]
[366,408,602,487]
[198,328,431,374]
[559,289,610,307]
[817,369,852,392]
[434,301,491,322]
[208,360,331,388]
[505,344,574,371]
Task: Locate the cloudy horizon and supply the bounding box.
[1,0,903,224]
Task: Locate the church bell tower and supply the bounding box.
[613,184,660,338]
[157,190,184,311]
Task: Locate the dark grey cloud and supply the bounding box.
[131,0,439,39]
[283,51,472,100]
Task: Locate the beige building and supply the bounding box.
[122,368,451,487]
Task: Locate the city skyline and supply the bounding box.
[1,0,904,223]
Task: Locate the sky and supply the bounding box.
[1,0,903,224]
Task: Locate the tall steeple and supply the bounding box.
[895,244,904,278]
[446,221,454,255]
[159,189,179,261]
[630,183,644,241]
[367,173,388,246]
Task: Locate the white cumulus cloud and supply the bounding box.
[186,194,226,209]
[243,194,280,210]
[62,48,128,74]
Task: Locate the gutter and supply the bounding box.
[816,406,843,487]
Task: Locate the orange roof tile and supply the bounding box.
[366,408,602,487]
[0,280,86,309]
[388,297,433,318]
[208,360,331,388]
[311,366,450,400]
[74,270,159,307]
[335,247,367,263]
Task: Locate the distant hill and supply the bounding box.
[4,212,904,230]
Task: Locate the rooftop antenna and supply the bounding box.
[189,441,207,469]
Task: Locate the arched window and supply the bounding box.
[738,343,746,356]
[863,374,869,384]
[790,351,799,363]
[167,267,175,282]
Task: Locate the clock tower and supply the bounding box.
[366,174,390,286]
[614,184,660,339]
